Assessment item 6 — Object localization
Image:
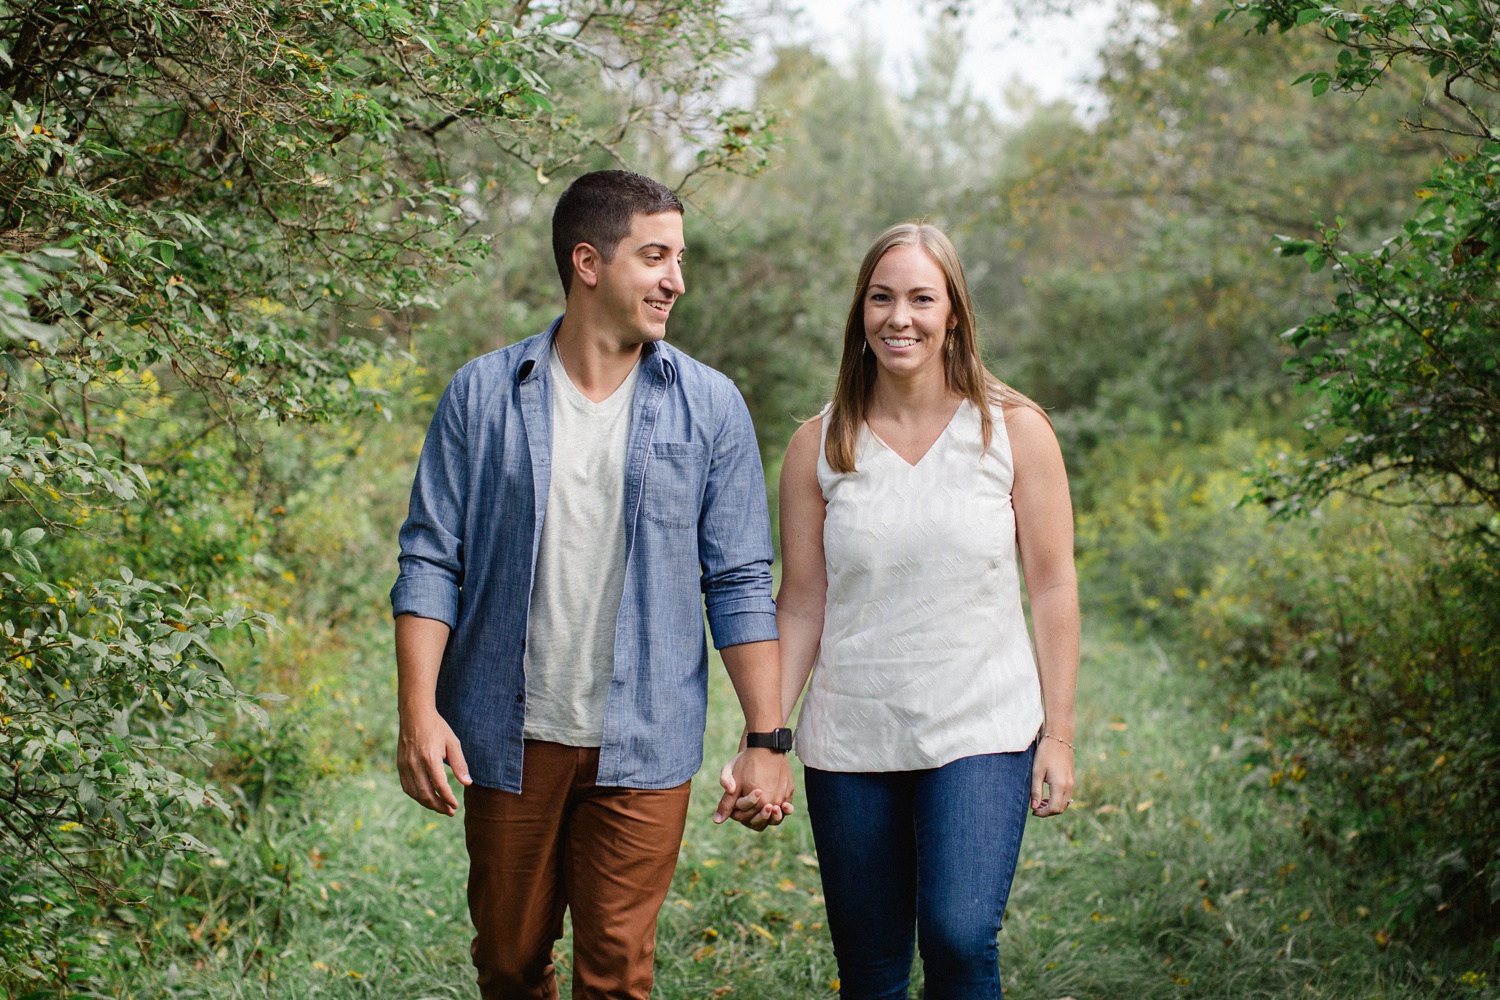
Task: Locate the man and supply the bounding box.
[390,169,794,1000]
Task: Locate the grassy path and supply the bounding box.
[133,629,1461,999]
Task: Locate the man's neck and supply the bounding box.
[553,312,646,403]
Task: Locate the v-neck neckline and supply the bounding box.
[864,399,967,469]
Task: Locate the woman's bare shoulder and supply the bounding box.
[783,413,825,472]
[1001,404,1062,463]
[1001,403,1053,435]
[787,413,824,453]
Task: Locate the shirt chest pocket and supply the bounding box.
[642,442,704,529]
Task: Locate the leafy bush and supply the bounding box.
[0,559,270,989]
[1190,515,1500,941]
[1075,425,1272,632]
[1078,427,1500,950]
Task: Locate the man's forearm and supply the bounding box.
[719,639,782,732]
[716,638,794,827]
[396,613,452,718]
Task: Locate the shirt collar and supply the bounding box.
[518,315,675,386]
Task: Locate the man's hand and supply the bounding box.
[397,708,472,817]
[713,748,793,831]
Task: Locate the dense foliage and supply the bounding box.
[0,0,767,990]
[1059,0,1500,953]
[1226,0,1500,517]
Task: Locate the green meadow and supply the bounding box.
[101,613,1487,999]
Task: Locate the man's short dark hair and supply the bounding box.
[551,170,684,295]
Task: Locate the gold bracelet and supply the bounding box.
[1044,732,1074,750]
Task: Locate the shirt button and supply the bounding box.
[515,694,524,704]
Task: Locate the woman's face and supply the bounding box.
[862,244,954,380]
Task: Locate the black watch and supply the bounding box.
[745,727,794,753]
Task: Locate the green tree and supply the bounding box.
[1224,0,1500,519]
[995,0,1446,444]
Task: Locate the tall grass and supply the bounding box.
[99,620,1494,999]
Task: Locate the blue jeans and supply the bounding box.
[804,745,1037,1000]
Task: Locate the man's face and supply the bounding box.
[591,211,686,346]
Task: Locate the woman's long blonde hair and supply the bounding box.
[825,222,1044,474]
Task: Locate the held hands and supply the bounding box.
[397,708,472,817]
[714,748,794,832]
[1030,734,1075,818]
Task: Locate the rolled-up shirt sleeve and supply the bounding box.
[390,372,470,627]
[698,380,778,649]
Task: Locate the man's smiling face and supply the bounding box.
[593,211,686,346]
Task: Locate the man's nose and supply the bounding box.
[663,259,685,296]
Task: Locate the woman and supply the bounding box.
[776,223,1078,999]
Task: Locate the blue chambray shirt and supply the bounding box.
[390,319,778,792]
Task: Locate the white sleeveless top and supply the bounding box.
[794,399,1045,772]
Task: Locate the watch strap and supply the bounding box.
[744,727,794,753]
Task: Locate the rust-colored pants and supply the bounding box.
[463,741,691,1000]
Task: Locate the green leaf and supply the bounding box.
[18,527,44,547]
[26,249,77,273]
[0,352,26,387]
[1295,6,1322,25]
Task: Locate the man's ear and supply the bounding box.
[571,242,603,290]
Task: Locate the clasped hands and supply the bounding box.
[713,747,794,832]
[399,707,796,831]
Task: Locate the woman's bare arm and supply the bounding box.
[776,417,829,724]
[1007,405,1079,817]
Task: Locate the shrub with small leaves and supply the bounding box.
[0,546,272,984]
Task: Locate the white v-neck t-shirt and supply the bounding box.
[794,399,1045,771]
[522,346,640,747]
